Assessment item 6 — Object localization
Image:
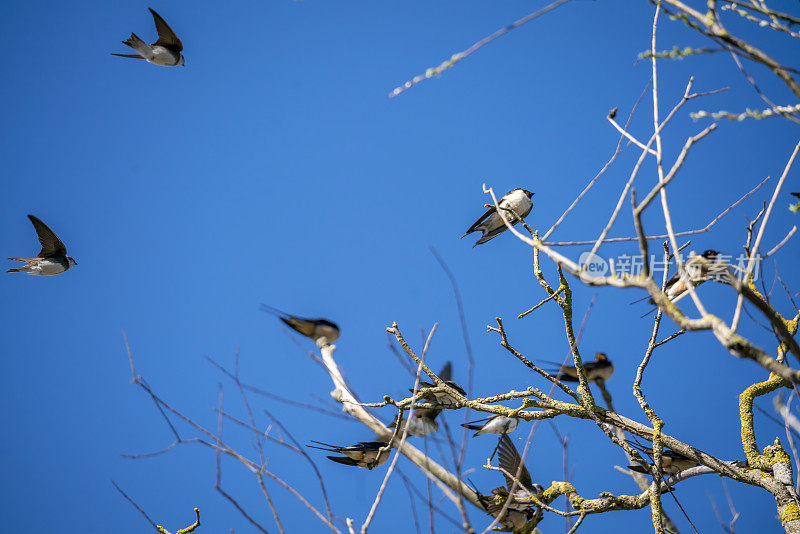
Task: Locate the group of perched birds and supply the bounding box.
[258,305,704,530]
[6,9,716,530]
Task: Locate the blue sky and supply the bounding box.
[2,1,799,532]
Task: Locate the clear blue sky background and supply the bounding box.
[2,1,799,532]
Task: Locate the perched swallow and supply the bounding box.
[411,362,467,405]
[462,189,534,247]
[493,434,544,510]
[389,409,441,437]
[391,362,458,437]
[8,215,77,276]
[307,440,390,469]
[462,415,519,437]
[635,250,723,316]
[628,445,699,475]
[661,250,722,301]
[543,352,614,383]
[113,8,184,66]
[261,305,340,347]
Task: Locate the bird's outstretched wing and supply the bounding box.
[149,8,182,51]
[498,434,532,489]
[439,361,453,382]
[27,215,67,258]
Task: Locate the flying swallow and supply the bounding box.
[391,362,458,437]
[113,8,185,66]
[492,434,544,510]
[627,444,699,475]
[543,352,614,383]
[8,215,77,276]
[472,484,540,532]
[261,305,340,347]
[307,440,390,469]
[462,189,534,247]
[461,415,519,437]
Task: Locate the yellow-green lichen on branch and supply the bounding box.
[740,374,788,470]
[157,508,200,534]
[536,481,650,514]
[781,502,800,524]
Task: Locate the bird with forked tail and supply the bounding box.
[461,415,519,437]
[634,249,723,317]
[8,215,77,276]
[462,188,534,247]
[307,441,389,469]
[113,8,185,66]
[541,352,614,383]
[261,305,340,347]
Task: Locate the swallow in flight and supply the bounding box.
[8,215,77,276]
[113,8,185,66]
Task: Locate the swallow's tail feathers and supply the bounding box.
[326,456,361,467]
[7,267,24,273]
[467,479,490,509]
[121,33,149,55]
[629,294,652,305]
[111,53,145,59]
[461,423,483,431]
[8,257,33,262]
[307,440,338,452]
[537,359,571,367]
[464,207,495,236]
[260,304,289,318]
[474,223,512,246]
[628,464,650,474]
[639,307,657,319]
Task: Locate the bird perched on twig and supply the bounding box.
[636,249,723,316]
[391,362,459,437]
[627,442,699,475]
[461,415,519,437]
[261,305,340,347]
[113,8,185,66]
[411,362,467,405]
[8,215,77,276]
[462,189,534,247]
[307,441,390,469]
[660,249,723,301]
[542,352,614,383]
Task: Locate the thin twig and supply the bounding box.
[389,0,574,97]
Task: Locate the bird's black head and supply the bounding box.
[595,352,608,362]
[523,189,534,199]
[701,249,719,260]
